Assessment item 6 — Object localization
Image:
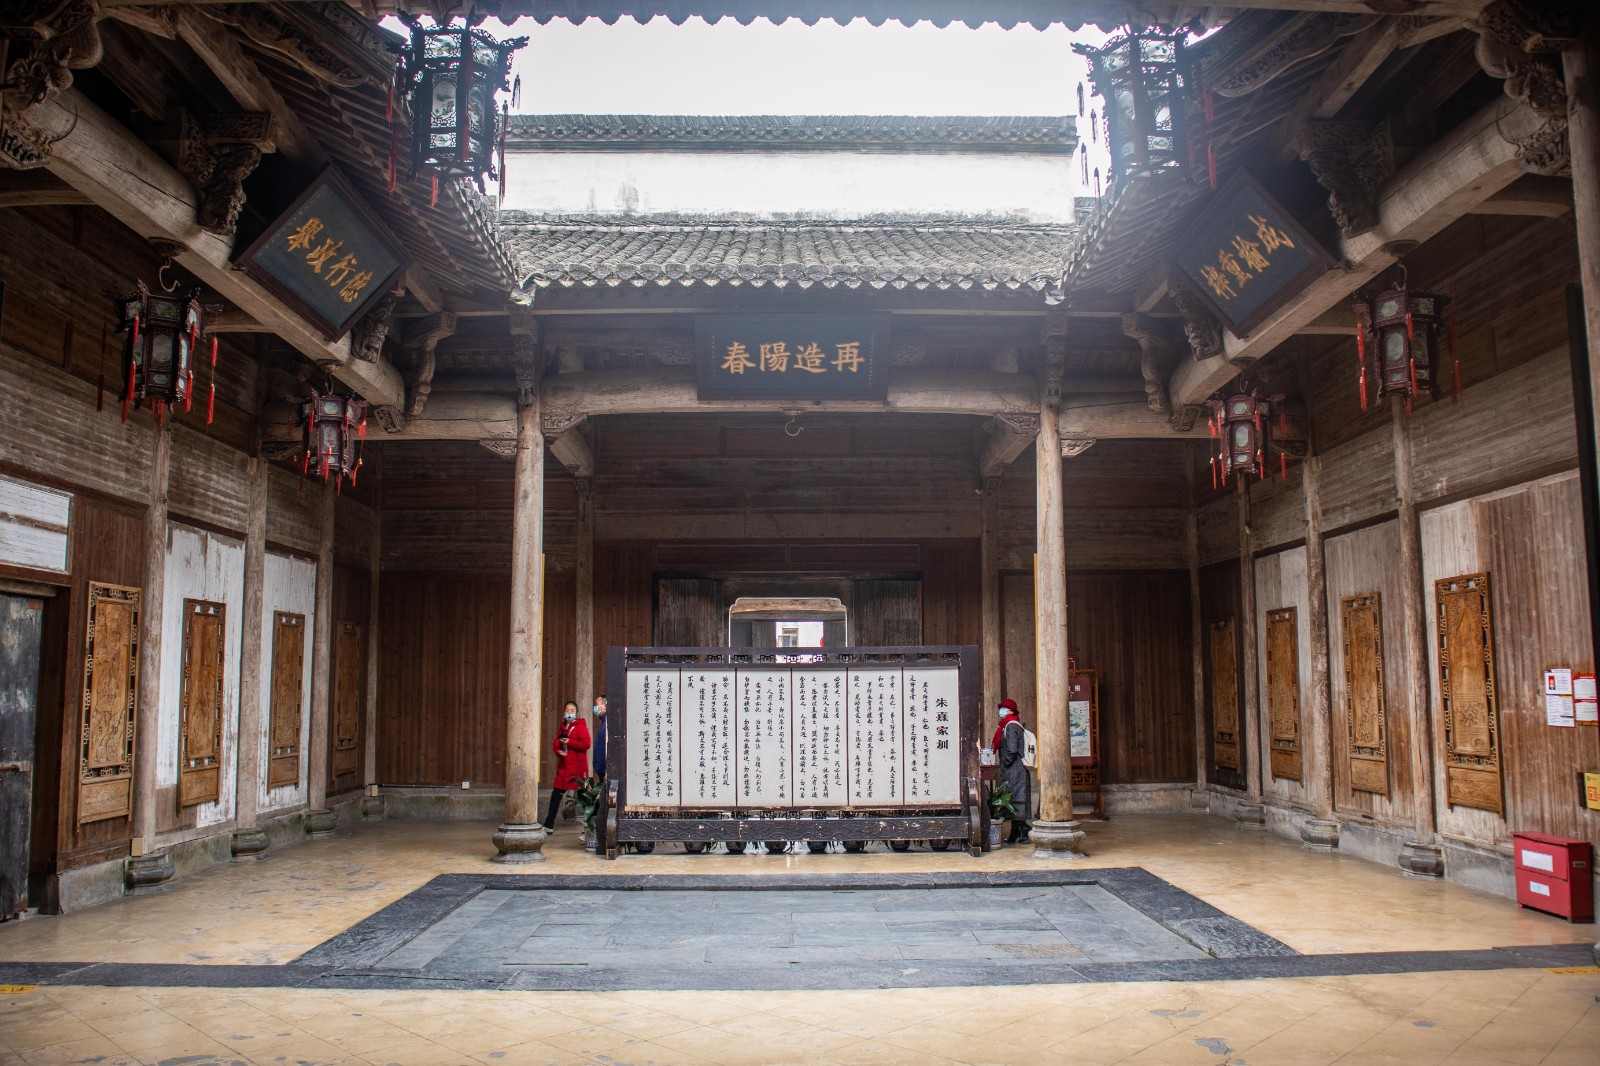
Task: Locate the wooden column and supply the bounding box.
[1236,480,1266,828]
[1300,457,1340,849]
[231,458,270,857]
[980,477,1003,735]
[126,421,173,889]
[1029,316,1085,857]
[574,477,595,723]
[1187,458,1209,800]
[362,478,382,819]
[494,319,547,862]
[304,479,336,835]
[1392,401,1443,876]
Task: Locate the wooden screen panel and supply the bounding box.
[1265,607,1302,781]
[1209,618,1240,771]
[77,583,140,824]
[178,600,225,807]
[1436,572,1503,813]
[1342,592,1388,795]
[856,579,922,646]
[654,578,723,646]
[267,612,305,789]
[332,622,363,783]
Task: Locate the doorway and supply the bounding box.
[0,591,47,919]
[653,574,921,648]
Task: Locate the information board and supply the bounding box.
[622,662,961,808]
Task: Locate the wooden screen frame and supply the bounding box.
[1436,572,1503,813]
[267,611,305,789]
[1341,592,1388,795]
[1265,606,1302,781]
[77,582,140,824]
[178,598,226,808]
[1209,618,1240,771]
[331,621,363,783]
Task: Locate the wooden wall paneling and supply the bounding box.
[1000,570,1036,732]
[334,495,374,570]
[1200,561,1245,790]
[1248,470,1308,553]
[75,583,139,825]
[177,599,225,808]
[1435,572,1503,814]
[381,509,516,572]
[167,427,250,536]
[1061,508,1189,570]
[1197,493,1240,567]
[330,623,363,791]
[260,551,315,813]
[540,569,577,786]
[1265,607,1303,782]
[921,540,980,647]
[854,579,921,646]
[266,467,322,554]
[266,612,304,789]
[654,578,724,646]
[1317,427,1400,533]
[1341,593,1389,796]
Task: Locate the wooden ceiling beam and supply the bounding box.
[1273,17,1412,164]
[1171,95,1541,407]
[25,88,404,406]
[1468,175,1573,217]
[0,171,92,208]
[549,426,596,478]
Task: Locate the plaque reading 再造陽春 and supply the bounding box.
[695,315,889,400]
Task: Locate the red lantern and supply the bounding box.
[1353,282,1446,410]
[1207,393,1272,484]
[299,392,368,490]
[113,283,208,424]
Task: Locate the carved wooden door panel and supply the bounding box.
[1436,572,1502,813]
[1209,618,1240,771]
[1,594,44,918]
[1265,607,1302,781]
[78,583,139,824]
[331,622,363,786]
[178,600,225,807]
[1342,592,1388,795]
[267,612,305,789]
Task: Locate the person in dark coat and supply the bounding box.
[591,695,608,779]
[542,701,591,830]
[993,698,1031,844]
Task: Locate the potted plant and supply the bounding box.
[986,783,1016,848]
[575,775,604,851]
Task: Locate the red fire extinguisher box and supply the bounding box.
[1512,832,1594,923]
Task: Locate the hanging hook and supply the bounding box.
[783,409,803,438]
[147,238,188,293]
[157,259,179,293]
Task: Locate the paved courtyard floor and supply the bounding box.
[0,812,1595,1065]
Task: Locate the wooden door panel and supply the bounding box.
[332,623,363,784]
[1,595,44,917]
[178,600,225,808]
[267,612,305,789]
[1342,592,1389,795]
[77,583,139,824]
[1436,572,1502,813]
[1265,607,1302,781]
[1209,619,1240,771]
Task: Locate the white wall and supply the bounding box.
[502,149,1076,222]
[260,551,317,814]
[158,523,246,831]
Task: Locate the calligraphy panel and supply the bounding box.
[682,669,736,806]
[178,599,225,808]
[848,668,904,805]
[267,612,304,789]
[625,668,680,807]
[332,623,363,783]
[695,314,890,401]
[737,669,791,806]
[1341,593,1388,796]
[77,583,139,824]
[1436,572,1502,813]
[793,668,847,806]
[1265,607,1302,781]
[1209,619,1240,771]
[903,665,960,805]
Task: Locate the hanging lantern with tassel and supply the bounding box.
[1074,25,1192,186]
[1207,392,1273,487]
[111,282,216,425]
[1353,279,1447,412]
[298,392,368,491]
[399,16,526,194]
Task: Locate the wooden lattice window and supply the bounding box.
[1265,607,1302,781]
[1209,618,1240,771]
[267,611,304,789]
[178,599,225,808]
[1436,572,1502,813]
[1342,592,1388,795]
[77,583,140,824]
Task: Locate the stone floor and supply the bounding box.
[0,813,1595,1065]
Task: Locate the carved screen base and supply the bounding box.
[179,766,220,808]
[1350,756,1388,795]
[1446,764,1504,812]
[77,777,131,824]
[1270,749,1303,780]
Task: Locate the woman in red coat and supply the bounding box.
[541,701,591,830]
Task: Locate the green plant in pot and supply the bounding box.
[575,775,603,849]
[986,783,1016,847]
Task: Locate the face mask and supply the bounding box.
[564,711,577,721]
[593,705,604,715]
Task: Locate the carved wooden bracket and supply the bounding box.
[1296,119,1393,238]
[510,309,541,408]
[542,410,586,435]
[1039,311,1068,409]
[1472,0,1580,176]
[349,289,401,365]
[1171,286,1224,361]
[370,405,405,434]
[1060,438,1097,458]
[478,438,517,458]
[1169,405,1205,433]
[1121,311,1173,415]
[177,110,276,236]
[1207,12,1379,99]
[1,0,103,111]
[992,411,1040,437]
[401,311,457,418]
[202,3,380,89]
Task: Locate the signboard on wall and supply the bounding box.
[234,168,409,340]
[1172,172,1335,337]
[624,661,960,808]
[694,314,890,400]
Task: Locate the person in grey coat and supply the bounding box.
[995,698,1031,844]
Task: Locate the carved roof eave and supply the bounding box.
[506,114,1079,154]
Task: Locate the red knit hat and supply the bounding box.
[998,698,1018,713]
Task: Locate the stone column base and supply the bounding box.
[231,827,270,859]
[360,794,385,819]
[1299,818,1340,851]
[491,823,548,864]
[1399,840,1444,878]
[1029,820,1086,859]
[1233,802,1266,831]
[124,851,174,893]
[1188,788,1212,812]
[304,808,337,836]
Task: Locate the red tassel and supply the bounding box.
[1359,364,1367,411]
[301,451,310,478]
[155,402,164,427]
[121,354,135,423]
[431,174,438,207]
[351,457,362,487]
[1409,357,1417,396]
[1254,406,1261,432]
[1256,450,1264,481]
[210,334,217,368]
[1280,453,1288,482]
[359,418,367,440]
[1211,455,1218,490]
[1406,310,1414,340]
[1278,411,1286,435]
[206,384,215,425]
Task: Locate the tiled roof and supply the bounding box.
[501,214,1075,292]
[507,115,1077,153]
[447,3,1205,31]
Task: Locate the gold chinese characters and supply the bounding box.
[285,216,376,304]
[722,340,864,375]
[1200,212,1296,303]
